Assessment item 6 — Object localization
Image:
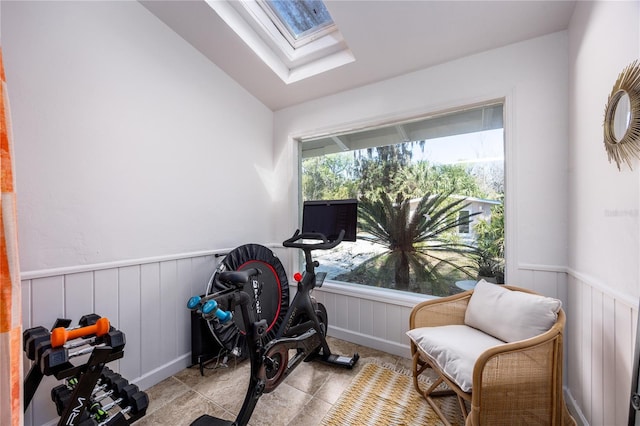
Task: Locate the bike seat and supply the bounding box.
[219,268,260,287]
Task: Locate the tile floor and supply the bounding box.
[135,336,412,426]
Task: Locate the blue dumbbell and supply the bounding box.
[187,295,201,310]
[202,300,232,323]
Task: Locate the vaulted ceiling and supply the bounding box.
[141,0,576,111]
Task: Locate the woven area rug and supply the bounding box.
[321,363,464,426]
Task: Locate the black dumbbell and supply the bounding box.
[52,374,128,416]
[84,384,144,425]
[100,370,122,388]
[31,327,91,364]
[95,383,138,419]
[24,317,100,358]
[78,314,101,327]
[98,330,126,351]
[97,390,148,425]
[112,377,131,395]
[63,330,125,352]
[118,390,149,418]
[118,383,139,404]
[23,326,47,351]
[51,375,127,417]
[51,384,104,418]
[40,344,99,375]
[51,384,73,416]
[39,331,126,375]
[24,327,50,360]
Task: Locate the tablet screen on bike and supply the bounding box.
[302,199,357,242]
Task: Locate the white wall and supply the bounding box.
[567,1,640,425]
[2,1,275,272]
[274,31,570,294]
[273,27,576,416]
[2,2,277,425]
[8,1,640,425]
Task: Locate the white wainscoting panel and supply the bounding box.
[566,271,637,426]
[22,253,606,426]
[21,252,222,426]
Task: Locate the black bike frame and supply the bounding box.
[192,230,355,426]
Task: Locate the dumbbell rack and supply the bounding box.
[23,314,148,425]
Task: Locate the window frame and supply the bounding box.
[211,0,354,84]
[294,99,508,297]
[458,210,471,234]
[259,0,337,49]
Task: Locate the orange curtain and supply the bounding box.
[0,46,23,426]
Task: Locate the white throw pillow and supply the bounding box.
[464,280,562,343]
[406,325,504,392]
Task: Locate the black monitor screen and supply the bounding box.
[302,199,358,242]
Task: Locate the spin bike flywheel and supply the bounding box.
[257,302,328,392]
[205,244,289,358]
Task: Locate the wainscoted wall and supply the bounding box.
[21,251,227,426]
[23,249,618,426]
[565,271,637,426]
[316,265,570,358]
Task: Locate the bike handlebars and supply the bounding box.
[282,229,345,250]
[189,231,345,327]
[186,268,261,321]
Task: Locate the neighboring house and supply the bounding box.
[408,195,501,243]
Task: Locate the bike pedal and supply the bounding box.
[191,415,234,426]
[323,352,359,369]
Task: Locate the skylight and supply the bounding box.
[208,0,354,84]
[264,0,335,47]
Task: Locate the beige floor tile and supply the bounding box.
[313,370,357,405]
[143,376,190,417]
[286,396,332,426]
[135,390,230,426]
[284,359,332,395]
[137,338,398,426]
[394,355,414,371]
[249,382,312,426]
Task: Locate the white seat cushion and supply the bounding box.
[406,324,504,392]
[464,280,562,343]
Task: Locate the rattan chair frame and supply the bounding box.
[409,285,577,426]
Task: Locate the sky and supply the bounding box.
[414,128,504,166]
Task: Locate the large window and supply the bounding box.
[300,103,505,296]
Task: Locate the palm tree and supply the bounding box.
[357,191,479,293]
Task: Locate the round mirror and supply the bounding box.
[603,61,640,170]
[612,91,631,142]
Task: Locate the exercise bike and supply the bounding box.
[186,202,359,426]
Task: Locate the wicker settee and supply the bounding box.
[407,280,576,426]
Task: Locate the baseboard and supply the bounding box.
[328,326,411,359]
[564,387,589,426]
[131,353,191,391]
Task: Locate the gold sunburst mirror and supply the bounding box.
[604,60,640,170]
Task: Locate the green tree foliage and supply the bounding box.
[354,190,479,293]
[396,162,487,200]
[474,201,504,258]
[302,154,357,200]
[302,144,491,203]
[354,144,416,200]
[471,200,505,282]
[301,139,505,294]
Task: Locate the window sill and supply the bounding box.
[299,279,439,308]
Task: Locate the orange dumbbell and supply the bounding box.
[50,317,110,348]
